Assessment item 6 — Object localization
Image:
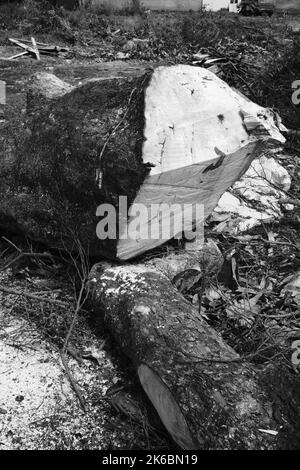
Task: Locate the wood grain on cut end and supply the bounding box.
[138,363,198,450]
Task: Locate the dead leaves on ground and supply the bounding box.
[175,230,300,367]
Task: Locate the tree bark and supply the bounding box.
[0,68,149,258]
[89,262,280,450]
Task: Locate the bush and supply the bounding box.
[0,0,61,33]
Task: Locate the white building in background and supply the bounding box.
[77,1,299,13]
[202,0,232,11]
[85,1,236,12]
[228,0,240,13]
[79,1,244,12]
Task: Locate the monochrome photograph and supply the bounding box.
[0,0,299,454]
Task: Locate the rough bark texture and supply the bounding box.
[0,69,151,258]
[89,263,281,450]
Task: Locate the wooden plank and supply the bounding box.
[7,51,29,60]
[9,38,31,50]
[31,37,40,61]
[0,52,28,61]
[15,38,50,47]
[9,37,40,60]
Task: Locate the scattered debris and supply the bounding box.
[1,38,69,61]
[115,51,130,60]
[225,292,263,328]
[191,51,226,74]
[281,271,300,306]
[210,156,292,234]
[82,342,106,366]
[123,38,149,53]
[258,429,279,436]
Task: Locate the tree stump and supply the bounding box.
[0,65,286,259]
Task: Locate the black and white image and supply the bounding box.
[0,0,299,453]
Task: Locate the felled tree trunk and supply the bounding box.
[89,262,279,450]
[0,65,286,260]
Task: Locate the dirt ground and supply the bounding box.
[0,262,174,450]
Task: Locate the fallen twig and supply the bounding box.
[62,281,87,353]
[1,252,55,271]
[59,350,87,412]
[59,237,90,411]
[0,285,69,308]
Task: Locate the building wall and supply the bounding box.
[203,0,230,11]
[142,0,204,10]
[49,0,82,7]
[53,0,299,13]
[274,0,300,11]
[87,0,229,12]
[85,0,203,10]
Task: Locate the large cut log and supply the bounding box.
[0,65,286,260]
[89,262,280,450]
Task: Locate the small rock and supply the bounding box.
[115,52,130,60]
[123,40,136,52]
[15,395,24,403]
[281,272,300,305]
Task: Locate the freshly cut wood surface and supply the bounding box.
[117,141,263,259]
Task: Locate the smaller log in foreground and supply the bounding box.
[89,263,278,450]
